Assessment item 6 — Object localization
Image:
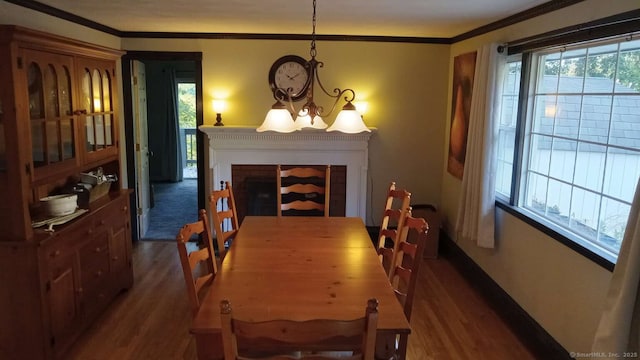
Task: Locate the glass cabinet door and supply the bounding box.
[78,58,117,163]
[23,49,77,178]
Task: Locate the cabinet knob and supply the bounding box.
[122,206,128,212]
[95,270,103,277]
[100,220,106,225]
[95,247,102,253]
[50,250,60,258]
[112,256,119,261]
[87,229,93,235]
[76,287,83,294]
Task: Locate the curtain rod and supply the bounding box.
[502,9,640,54]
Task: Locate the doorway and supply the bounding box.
[122,52,205,242]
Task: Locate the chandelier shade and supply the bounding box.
[295,109,328,130]
[258,0,369,134]
[257,102,297,133]
[327,102,371,133]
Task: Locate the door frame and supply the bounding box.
[121,51,204,242]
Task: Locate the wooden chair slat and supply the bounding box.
[209,181,239,262]
[176,209,217,317]
[276,165,331,217]
[375,182,411,277]
[220,298,378,360]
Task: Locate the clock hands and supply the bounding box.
[286,72,303,80]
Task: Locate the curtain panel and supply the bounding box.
[592,178,640,357]
[454,43,505,248]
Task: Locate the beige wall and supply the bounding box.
[119,37,450,224]
[2,0,638,354]
[441,0,638,354]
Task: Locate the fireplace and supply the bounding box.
[229,164,347,223]
[199,126,374,222]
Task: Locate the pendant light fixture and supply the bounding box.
[258,0,370,133]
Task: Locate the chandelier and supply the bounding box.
[258,0,370,134]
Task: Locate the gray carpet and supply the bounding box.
[142,179,199,241]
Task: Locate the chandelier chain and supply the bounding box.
[310,0,317,58]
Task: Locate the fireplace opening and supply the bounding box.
[246,177,277,217]
[231,165,346,224]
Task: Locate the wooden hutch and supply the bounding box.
[0,26,133,359]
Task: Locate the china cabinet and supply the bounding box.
[0,25,133,360]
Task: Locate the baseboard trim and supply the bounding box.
[439,235,572,360]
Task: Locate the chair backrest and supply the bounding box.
[276,165,331,217]
[220,298,379,360]
[389,215,429,321]
[176,209,218,317]
[209,181,239,261]
[376,182,411,276]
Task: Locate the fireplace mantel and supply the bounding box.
[199,125,375,221]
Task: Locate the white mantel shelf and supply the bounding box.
[199,125,376,221]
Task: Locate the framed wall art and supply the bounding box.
[447,51,477,180]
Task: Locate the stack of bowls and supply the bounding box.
[40,194,78,217]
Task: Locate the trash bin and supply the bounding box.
[411,204,442,259]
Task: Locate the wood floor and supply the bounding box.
[67,241,536,360]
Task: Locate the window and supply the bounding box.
[177,82,197,179]
[497,34,640,266]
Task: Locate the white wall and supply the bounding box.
[440,0,639,353]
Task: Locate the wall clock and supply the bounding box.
[268,55,310,102]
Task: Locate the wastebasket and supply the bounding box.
[410,204,442,259]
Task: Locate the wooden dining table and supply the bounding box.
[190,216,411,360]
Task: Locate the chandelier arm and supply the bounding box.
[312,60,338,99]
[273,87,297,115]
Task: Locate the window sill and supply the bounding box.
[495,200,615,272]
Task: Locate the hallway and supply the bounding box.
[142,179,198,241]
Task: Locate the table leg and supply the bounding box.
[194,332,223,360]
[396,333,408,360]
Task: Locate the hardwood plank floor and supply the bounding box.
[68,241,536,360]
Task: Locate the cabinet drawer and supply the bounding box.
[43,221,93,267]
[94,196,129,230]
[78,235,110,292]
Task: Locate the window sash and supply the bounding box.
[497,34,640,266]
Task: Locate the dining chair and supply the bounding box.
[176,209,218,317]
[209,180,239,261]
[376,215,429,360]
[276,165,331,217]
[376,182,411,276]
[220,298,379,360]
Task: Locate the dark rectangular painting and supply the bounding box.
[447,51,477,180]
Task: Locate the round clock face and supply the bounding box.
[268,55,310,102]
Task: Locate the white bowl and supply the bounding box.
[40,194,78,217]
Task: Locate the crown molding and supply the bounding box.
[6,0,584,45]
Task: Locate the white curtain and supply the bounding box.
[455,43,506,248]
[592,178,640,357]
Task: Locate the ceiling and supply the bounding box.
[30,0,556,38]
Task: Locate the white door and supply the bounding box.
[132,60,151,238]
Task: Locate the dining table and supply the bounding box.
[190,216,411,360]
